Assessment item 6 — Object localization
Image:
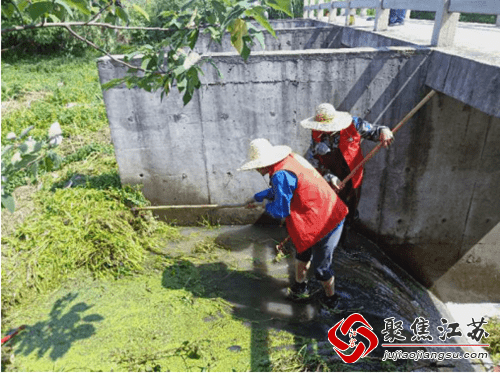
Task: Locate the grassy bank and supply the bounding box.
[1,53,182,315]
[1,53,334,372]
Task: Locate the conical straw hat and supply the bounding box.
[238,138,291,171]
[300,103,352,132]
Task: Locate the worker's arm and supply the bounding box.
[354,116,394,147]
[254,188,273,202]
[264,170,298,219]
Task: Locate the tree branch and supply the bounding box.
[63,25,144,72]
[2,21,175,34]
[84,4,111,25]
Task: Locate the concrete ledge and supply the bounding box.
[426,50,500,118]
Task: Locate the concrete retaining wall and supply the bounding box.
[97,21,500,302]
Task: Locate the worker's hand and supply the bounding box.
[315,142,331,155]
[245,197,257,209]
[245,197,264,209]
[380,128,394,148]
[324,174,342,192]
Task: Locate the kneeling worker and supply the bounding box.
[238,138,348,308]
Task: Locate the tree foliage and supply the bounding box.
[1,0,292,211]
[2,0,293,105]
[2,124,64,212]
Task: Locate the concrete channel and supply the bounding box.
[97,19,499,370]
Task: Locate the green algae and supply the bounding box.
[2,268,314,372]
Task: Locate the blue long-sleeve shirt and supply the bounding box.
[254,170,297,219]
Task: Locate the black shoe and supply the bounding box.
[286,281,315,302]
[320,293,347,311]
[388,21,404,26]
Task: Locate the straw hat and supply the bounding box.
[300,103,352,132]
[238,139,291,171]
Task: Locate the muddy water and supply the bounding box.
[163,224,483,371]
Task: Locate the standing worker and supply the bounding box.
[301,103,394,247]
[238,138,348,308]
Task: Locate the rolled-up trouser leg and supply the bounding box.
[322,276,335,296]
[295,259,310,283]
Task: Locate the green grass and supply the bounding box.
[1,53,182,318]
[483,317,500,365]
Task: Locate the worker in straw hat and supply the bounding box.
[238,138,349,308]
[301,103,394,246]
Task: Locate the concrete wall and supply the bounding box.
[360,92,500,302]
[98,46,429,217]
[97,21,500,302]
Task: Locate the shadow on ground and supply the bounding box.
[5,293,103,363]
[161,224,481,371]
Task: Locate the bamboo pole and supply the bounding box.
[277,89,438,253]
[131,203,248,212]
[337,89,437,190]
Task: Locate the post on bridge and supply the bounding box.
[303,0,311,19]
[374,0,390,31]
[431,0,460,47]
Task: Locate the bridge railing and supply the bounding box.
[302,0,500,47]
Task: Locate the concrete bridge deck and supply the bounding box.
[327,16,500,65]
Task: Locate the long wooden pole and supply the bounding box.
[277,89,437,253]
[337,89,437,190]
[131,203,248,212]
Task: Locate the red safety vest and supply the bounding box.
[313,122,365,188]
[268,153,348,253]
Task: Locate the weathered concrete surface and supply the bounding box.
[195,24,343,53]
[358,92,500,303]
[426,51,500,118]
[98,46,430,218]
[97,20,500,302]
[331,21,500,117]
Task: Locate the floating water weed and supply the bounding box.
[1,187,181,312]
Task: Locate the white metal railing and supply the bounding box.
[302,0,500,47]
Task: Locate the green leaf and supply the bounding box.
[3,3,15,18]
[101,77,127,90]
[207,59,223,79]
[240,37,251,60]
[64,0,91,15]
[246,7,275,38]
[132,4,149,21]
[173,65,186,76]
[19,126,34,139]
[2,193,15,213]
[2,145,13,156]
[104,11,116,23]
[187,29,199,50]
[116,6,129,23]
[27,1,53,21]
[212,0,226,20]
[17,0,30,12]
[180,0,197,11]
[182,90,193,106]
[264,0,292,16]
[177,77,187,92]
[55,0,74,17]
[250,28,265,49]
[125,50,141,62]
[141,57,151,70]
[229,18,248,54]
